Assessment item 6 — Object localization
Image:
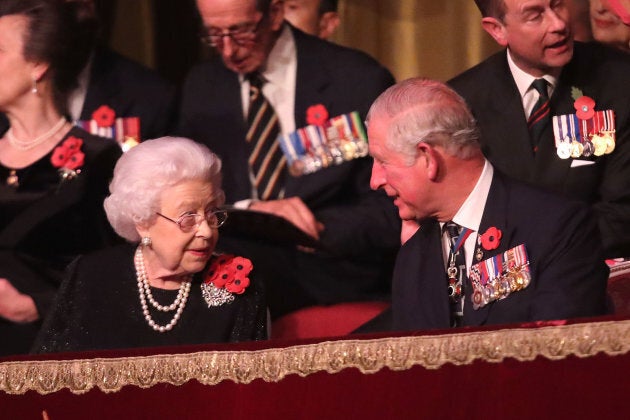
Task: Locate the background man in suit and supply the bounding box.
[178,0,400,318]
[448,0,630,259]
[367,78,608,331]
[283,0,340,40]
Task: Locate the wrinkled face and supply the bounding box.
[0,15,38,110]
[196,0,284,75]
[283,0,321,36]
[137,180,220,278]
[368,117,432,222]
[498,0,574,76]
[590,0,630,50]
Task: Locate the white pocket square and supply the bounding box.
[571,159,596,168]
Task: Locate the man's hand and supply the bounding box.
[250,197,324,239]
[0,278,39,323]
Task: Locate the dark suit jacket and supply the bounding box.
[449,42,630,257]
[177,25,400,312]
[80,46,177,141]
[0,127,121,355]
[392,171,609,331]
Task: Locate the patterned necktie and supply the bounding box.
[527,78,551,152]
[444,221,468,327]
[246,73,286,200]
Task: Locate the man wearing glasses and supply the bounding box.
[177,0,400,319]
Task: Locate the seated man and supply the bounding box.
[367,78,608,331]
[178,0,400,319]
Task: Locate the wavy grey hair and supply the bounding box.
[104,137,224,242]
[366,77,481,165]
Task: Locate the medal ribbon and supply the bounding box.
[449,227,472,257]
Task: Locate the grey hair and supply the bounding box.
[366,77,481,165]
[104,137,224,242]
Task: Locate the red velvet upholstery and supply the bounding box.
[271,301,390,339]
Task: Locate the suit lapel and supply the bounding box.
[292,27,332,128]
[393,220,451,330]
[477,53,536,181]
[464,172,513,326]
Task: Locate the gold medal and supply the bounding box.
[591,134,607,156]
[570,140,583,158]
[603,131,616,154]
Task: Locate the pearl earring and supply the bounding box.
[31,79,38,94]
[141,236,152,247]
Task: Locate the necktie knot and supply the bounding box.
[531,78,549,101]
[247,72,265,101]
[444,221,462,241]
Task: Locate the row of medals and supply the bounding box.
[557,130,615,159]
[470,264,531,310]
[289,138,368,176]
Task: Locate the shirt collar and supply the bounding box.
[506,48,558,99]
[451,159,494,233]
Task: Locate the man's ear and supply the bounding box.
[481,16,509,47]
[417,142,440,181]
[318,12,340,40]
[269,0,285,31]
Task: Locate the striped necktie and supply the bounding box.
[527,78,551,152]
[246,73,286,200]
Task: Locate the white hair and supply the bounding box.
[104,137,224,242]
[366,77,481,165]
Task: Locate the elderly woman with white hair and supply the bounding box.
[34,137,267,353]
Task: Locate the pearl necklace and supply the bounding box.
[6,117,67,151]
[134,246,192,333]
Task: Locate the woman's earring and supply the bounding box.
[141,236,152,247]
[31,78,38,94]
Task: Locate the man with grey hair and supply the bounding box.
[367,78,608,331]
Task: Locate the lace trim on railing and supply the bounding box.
[1,319,629,395]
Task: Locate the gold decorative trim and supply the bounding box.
[2,319,629,395]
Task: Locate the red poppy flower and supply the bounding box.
[480,226,502,250]
[574,96,595,120]
[226,275,250,294]
[205,254,253,292]
[50,145,70,167]
[64,151,85,170]
[306,104,329,126]
[92,105,116,127]
[229,256,253,276]
[64,136,83,152]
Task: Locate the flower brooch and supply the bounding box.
[201,254,252,307]
[475,226,502,261]
[50,136,85,185]
[306,104,329,126]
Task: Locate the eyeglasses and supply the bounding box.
[156,209,229,232]
[200,14,265,48]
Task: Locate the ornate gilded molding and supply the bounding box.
[2,319,629,395]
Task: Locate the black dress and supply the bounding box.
[34,244,268,353]
[0,127,122,356]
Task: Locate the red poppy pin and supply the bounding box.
[571,87,596,120]
[92,105,116,128]
[306,104,329,126]
[574,95,595,120]
[202,254,253,307]
[50,136,85,184]
[480,226,502,251]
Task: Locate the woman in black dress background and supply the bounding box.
[0,0,121,356]
[35,137,267,353]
